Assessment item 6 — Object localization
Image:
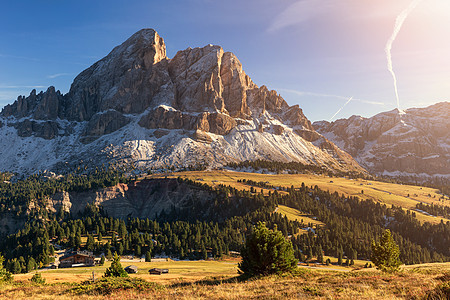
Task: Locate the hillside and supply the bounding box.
[150,170,450,225]
[0,29,364,176]
[313,102,450,179]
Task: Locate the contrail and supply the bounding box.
[385,0,423,109]
[329,96,353,122]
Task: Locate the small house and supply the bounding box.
[125,265,138,274]
[59,251,95,268]
[149,268,169,275]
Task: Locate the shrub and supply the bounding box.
[104,252,128,278]
[72,277,163,295]
[238,222,297,277]
[0,255,12,283]
[30,272,45,284]
[99,255,105,266]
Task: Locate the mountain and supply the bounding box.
[313,102,450,179]
[0,29,364,175]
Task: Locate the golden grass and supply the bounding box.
[2,261,449,299]
[14,259,240,285]
[147,171,450,224]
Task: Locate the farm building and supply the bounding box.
[149,268,169,275]
[59,251,95,268]
[125,265,138,273]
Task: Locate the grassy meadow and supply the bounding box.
[148,170,450,224]
[2,260,449,299]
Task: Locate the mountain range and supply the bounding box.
[0,29,363,175]
[1,28,448,180]
[314,103,450,179]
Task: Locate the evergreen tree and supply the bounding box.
[371,229,402,273]
[145,250,152,262]
[337,251,343,266]
[99,255,105,266]
[26,257,36,273]
[86,234,95,251]
[0,255,12,282]
[103,252,128,277]
[238,222,297,276]
[106,249,113,260]
[201,243,208,260]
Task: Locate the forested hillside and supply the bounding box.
[0,174,448,274]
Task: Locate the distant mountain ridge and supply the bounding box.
[0,29,364,175]
[313,102,450,179]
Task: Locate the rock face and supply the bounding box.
[0,28,365,175]
[313,103,450,178]
[45,179,213,220]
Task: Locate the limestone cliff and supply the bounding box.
[0,29,365,175]
[314,102,450,178]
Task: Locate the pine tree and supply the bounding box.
[145,250,152,262]
[106,249,113,260]
[103,252,128,277]
[371,229,402,273]
[26,257,36,273]
[0,255,12,282]
[86,234,95,251]
[238,222,297,277]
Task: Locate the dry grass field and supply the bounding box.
[2,260,449,299]
[148,170,450,224]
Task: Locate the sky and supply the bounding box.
[0,0,449,122]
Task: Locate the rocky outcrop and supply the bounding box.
[314,103,450,177]
[12,119,61,140]
[82,110,130,142]
[2,87,65,120]
[0,28,366,175]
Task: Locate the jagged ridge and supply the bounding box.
[314,102,450,178]
[0,29,365,175]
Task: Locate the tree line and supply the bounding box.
[0,176,448,274]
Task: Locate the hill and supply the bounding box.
[150,170,450,225]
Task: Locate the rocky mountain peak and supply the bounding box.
[0,29,366,175]
[314,102,450,178]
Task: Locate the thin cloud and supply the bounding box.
[267,0,340,33]
[47,73,72,79]
[0,85,46,89]
[0,53,40,62]
[277,88,386,106]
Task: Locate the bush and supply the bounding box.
[30,272,45,284]
[99,255,105,266]
[72,277,163,295]
[238,222,297,277]
[371,229,402,273]
[103,252,128,278]
[0,255,12,283]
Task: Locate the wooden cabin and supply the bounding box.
[59,251,95,268]
[149,268,169,275]
[125,265,138,274]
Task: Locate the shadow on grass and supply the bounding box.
[168,269,311,288]
[168,275,244,288]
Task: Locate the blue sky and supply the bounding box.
[1,0,449,121]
